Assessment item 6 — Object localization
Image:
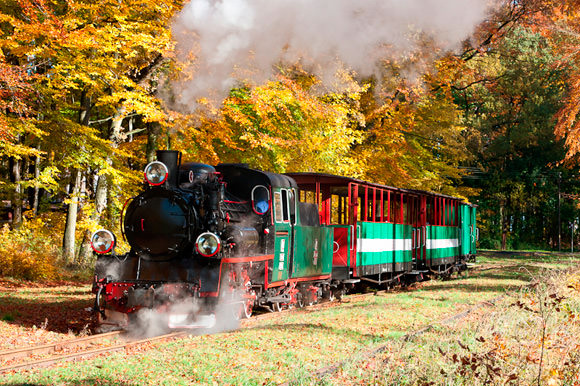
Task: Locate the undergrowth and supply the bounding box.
[435,269,580,385]
[0,216,62,280]
[334,268,580,385]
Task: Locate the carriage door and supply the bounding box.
[417,196,427,264]
[273,188,294,282]
[411,196,427,268]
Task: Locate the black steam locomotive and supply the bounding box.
[91,150,477,330]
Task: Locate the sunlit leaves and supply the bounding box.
[354,55,472,195]
[175,73,365,175]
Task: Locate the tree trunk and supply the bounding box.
[65,91,92,263]
[63,170,82,263]
[146,122,160,163]
[77,173,108,265]
[76,105,124,264]
[500,201,507,251]
[32,154,40,215]
[109,106,126,143]
[12,157,22,226]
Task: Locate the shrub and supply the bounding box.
[0,215,62,280]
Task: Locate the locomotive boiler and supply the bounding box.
[91,150,477,330]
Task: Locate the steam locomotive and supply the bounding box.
[91,150,477,330]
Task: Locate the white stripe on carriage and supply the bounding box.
[356,238,413,253]
[426,238,459,249]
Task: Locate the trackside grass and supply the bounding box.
[323,267,580,385]
[1,252,579,385]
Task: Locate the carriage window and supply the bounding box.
[281,189,290,222]
[251,185,270,215]
[273,192,283,223]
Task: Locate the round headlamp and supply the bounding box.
[195,232,221,257]
[90,229,116,254]
[144,161,169,186]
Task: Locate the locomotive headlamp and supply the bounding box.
[195,232,221,257]
[90,229,115,254]
[144,161,169,186]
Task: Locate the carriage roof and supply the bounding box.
[284,172,470,204]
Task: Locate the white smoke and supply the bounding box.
[126,286,243,338]
[170,0,492,108]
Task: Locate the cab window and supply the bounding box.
[251,185,270,215]
[273,192,283,223]
[288,189,296,225]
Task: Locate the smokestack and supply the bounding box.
[157,150,181,188]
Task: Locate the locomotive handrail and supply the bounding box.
[119,197,133,242]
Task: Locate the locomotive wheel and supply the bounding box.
[323,289,335,302]
[296,293,305,308]
[241,299,253,319]
[328,290,336,302]
[271,302,283,312]
[233,290,255,320]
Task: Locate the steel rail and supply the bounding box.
[0,331,123,363]
[0,331,187,373]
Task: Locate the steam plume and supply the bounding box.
[171,0,491,108]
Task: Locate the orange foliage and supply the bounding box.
[514,0,580,159]
[0,216,62,280]
[0,56,35,143]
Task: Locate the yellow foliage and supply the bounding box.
[0,216,62,281]
[181,73,365,175]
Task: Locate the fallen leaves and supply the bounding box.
[0,282,93,351]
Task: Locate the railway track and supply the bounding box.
[0,330,123,364]
[0,291,376,374]
[0,330,188,373]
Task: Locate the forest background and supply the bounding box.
[1,0,580,280]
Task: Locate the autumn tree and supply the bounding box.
[0,0,183,262]
[171,68,365,176]
[453,26,576,249]
[0,52,43,224]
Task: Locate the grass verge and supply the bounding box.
[0,252,579,385]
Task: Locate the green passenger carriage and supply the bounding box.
[286,173,477,286]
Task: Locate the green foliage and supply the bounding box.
[456,26,576,249]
